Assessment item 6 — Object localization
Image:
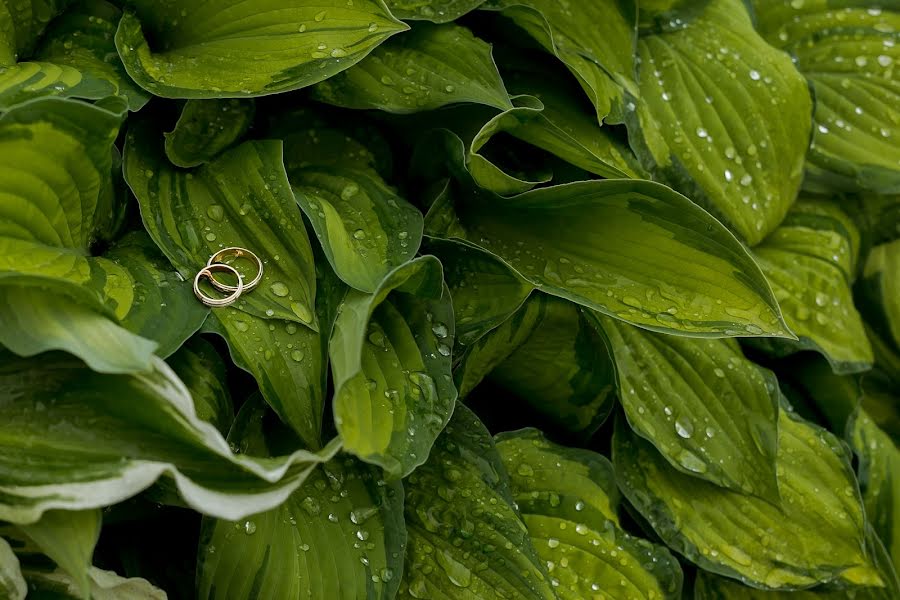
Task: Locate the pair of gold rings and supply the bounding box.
[193,247,264,308]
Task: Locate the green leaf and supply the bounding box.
[0,352,339,525]
[860,240,900,352]
[0,0,72,64]
[330,256,457,477]
[385,0,485,22]
[753,1,900,194]
[398,403,556,599]
[124,120,319,329]
[167,338,233,435]
[312,22,511,113]
[18,509,100,599]
[23,567,168,600]
[490,297,617,436]
[0,537,26,600]
[425,237,532,347]
[197,398,406,600]
[592,314,779,499]
[0,0,150,111]
[630,0,812,245]
[752,201,873,373]
[425,178,791,338]
[614,409,880,590]
[114,0,408,98]
[164,98,254,168]
[495,429,683,599]
[483,0,637,123]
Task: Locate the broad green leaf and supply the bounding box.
[385,0,485,22]
[164,98,254,168]
[491,297,617,436]
[124,121,319,329]
[496,429,683,599]
[114,0,408,98]
[425,178,790,338]
[483,0,637,123]
[638,0,712,32]
[0,0,150,111]
[614,410,880,590]
[18,509,100,599]
[631,0,812,245]
[425,237,532,346]
[0,352,339,525]
[593,314,779,499]
[752,202,873,373]
[330,257,457,477]
[0,0,71,64]
[398,403,555,600]
[23,567,167,599]
[860,240,900,351]
[312,22,511,113]
[167,338,233,435]
[855,192,900,247]
[198,399,406,600]
[0,538,26,600]
[753,1,900,194]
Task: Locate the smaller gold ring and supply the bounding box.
[194,264,244,307]
[206,247,263,293]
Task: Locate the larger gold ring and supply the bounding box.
[194,263,244,307]
[206,247,263,293]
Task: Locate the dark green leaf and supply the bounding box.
[0,0,71,64]
[167,338,233,435]
[164,98,254,168]
[386,0,485,23]
[860,240,900,352]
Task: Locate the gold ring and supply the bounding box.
[194,264,244,307]
[206,247,263,293]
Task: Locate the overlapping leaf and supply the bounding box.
[386,0,485,22]
[0,538,25,600]
[164,98,254,168]
[167,338,233,435]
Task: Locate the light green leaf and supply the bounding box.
[398,403,555,600]
[0,352,339,525]
[18,509,100,599]
[23,567,168,600]
[483,0,637,123]
[425,237,532,346]
[385,0,485,22]
[330,256,457,477]
[124,120,319,329]
[425,178,790,338]
[860,240,900,351]
[312,22,511,113]
[197,398,406,600]
[491,297,616,436]
[0,0,71,64]
[752,201,873,373]
[614,409,880,590]
[164,98,254,168]
[592,314,779,498]
[495,429,683,600]
[753,1,900,194]
[0,0,150,111]
[630,0,812,245]
[114,0,408,98]
[0,537,26,600]
[167,338,233,435]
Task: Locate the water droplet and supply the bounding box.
[517,464,534,477]
[740,174,753,186]
[855,56,868,67]
[431,323,448,338]
[380,75,394,85]
[814,292,828,307]
[244,520,257,535]
[353,229,366,240]
[696,127,708,138]
[437,343,451,357]
[205,232,217,242]
[749,69,760,81]
[547,538,560,548]
[368,22,378,32]
[314,10,326,21]
[206,205,224,221]
[291,350,305,362]
[327,513,338,523]
[713,368,725,378]
[341,182,359,199]
[444,85,455,93]
[675,417,694,438]
[270,281,289,297]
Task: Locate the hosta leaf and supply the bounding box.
[330,256,457,477]
[24,567,167,600]
[312,22,511,113]
[855,192,900,247]
[114,0,408,98]
[125,120,319,329]
[631,0,812,245]
[198,398,406,600]
[167,338,233,435]
[0,353,339,525]
[425,237,532,347]
[0,538,26,600]
[398,403,555,599]
[495,429,683,599]
[860,240,900,351]
[483,0,637,123]
[491,296,617,436]
[164,98,254,168]
[385,0,485,22]
[0,0,71,64]
[752,202,873,373]
[753,1,900,194]
[614,410,879,590]
[18,509,100,599]
[425,178,790,338]
[593,314,779,499]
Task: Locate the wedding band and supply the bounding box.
[206,247,264,293]
[194,263,244,307]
